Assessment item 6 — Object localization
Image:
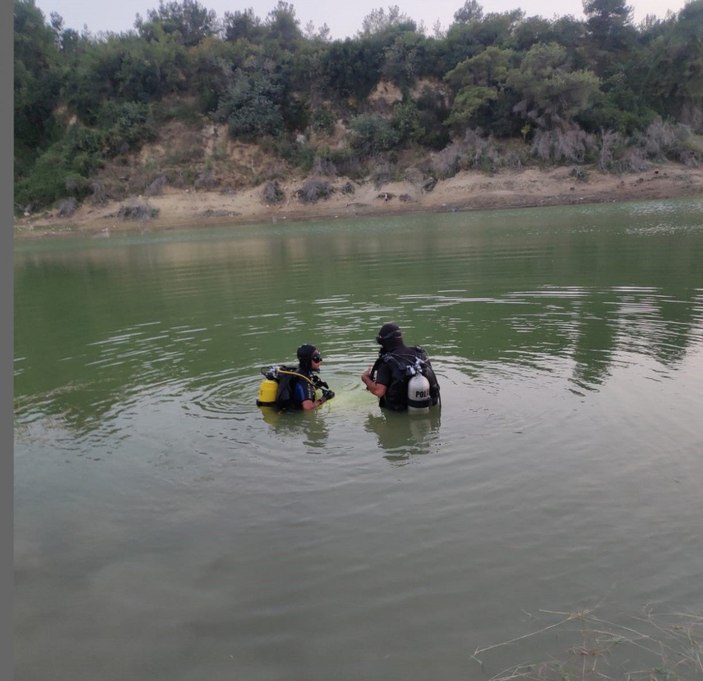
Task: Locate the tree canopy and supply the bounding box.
[13,0,703,212]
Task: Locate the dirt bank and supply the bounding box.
[14,163,703,239]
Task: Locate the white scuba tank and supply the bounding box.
[407,368,431,413]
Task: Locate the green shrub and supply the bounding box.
[348,113,400,157]
[310,107,337,134]
[276,138,315,171]
[99,101,158,154]
[15,138,97,211]
[391,101,424,145]
[216,73,284,141]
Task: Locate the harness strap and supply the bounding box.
[276,369,316,387]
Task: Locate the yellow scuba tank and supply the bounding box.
[256,365,279,407]
[256,378,278,406]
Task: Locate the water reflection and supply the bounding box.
[258,406,330,449]
[13,207,703,442]
[365,408,442,463]
[13,285,703,440]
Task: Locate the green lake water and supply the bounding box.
[14,198,703,680]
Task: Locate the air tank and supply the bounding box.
[256,365,279,406]
[256,378,278,406]
[407,371,431,413]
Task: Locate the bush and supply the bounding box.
[216,73,284,141]
[348,113,400,157]
[262,180,285,204]
[296,178,333,203]
[158,167,197,189]
[430,142,463,179]
[594,120,703,172]
[370,159,396,188]
[116,197,159,220]
[100,101,157,154]
[56,197,78,217]
[63,173,91,197]
[312,155,338,177]
[89,181,108,205]
[391,101,424,145]
[310,107,337,134]
[275,138,315,171]
[15,145,85,210]
[569,166,589,182]
[429,132,530,179]
[194,170,220,190]
[636,119,701,165]
[531,126,596,164]
[312,145,366,178]
[596,129,625,171]
[146,175,168,196]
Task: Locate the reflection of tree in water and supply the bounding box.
[258,407,329,449]
[365,408,441,464]
[570,290,703,391]
[15,241,703,433]
[635,293,702,366]
[570,295,616,391]
[486,287,703,393]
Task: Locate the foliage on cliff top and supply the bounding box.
[13,0,703,213]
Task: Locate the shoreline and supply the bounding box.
[14,163,703,239]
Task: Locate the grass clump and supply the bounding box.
[472,605,703,681]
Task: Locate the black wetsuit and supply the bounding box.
[292,369,317,407]
[275,366,317,410]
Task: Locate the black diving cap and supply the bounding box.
[376,322,402,345]
[297,344,317,363]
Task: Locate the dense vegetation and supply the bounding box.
[13,0,703,213]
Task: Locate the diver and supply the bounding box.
[257,344,335,411]
[361,322,440,412]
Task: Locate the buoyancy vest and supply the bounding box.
[274,366,311,410]
[374,346,440,412]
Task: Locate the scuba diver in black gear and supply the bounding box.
[361,323,440,412]
[257,344,335,411]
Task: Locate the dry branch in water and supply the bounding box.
[472,606,703,681]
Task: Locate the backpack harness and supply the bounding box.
[371,347,440,412]
[257,365,329,410]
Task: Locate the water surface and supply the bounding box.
[14,198,703,680]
